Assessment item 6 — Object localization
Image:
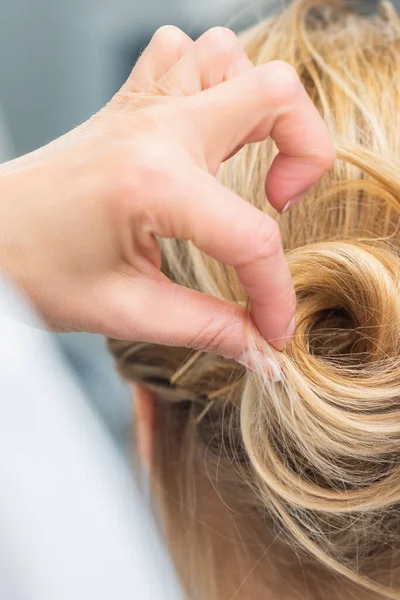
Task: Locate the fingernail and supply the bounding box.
[271,315,296,351]
[279,193,304,214]
[237,351,282,382]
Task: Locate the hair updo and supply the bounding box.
[109,1,400,598]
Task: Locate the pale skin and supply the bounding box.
[133,383,310,600]
[133,386,354,600]
[0,26,335,365]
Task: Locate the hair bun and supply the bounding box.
[289,240,400,367]
[240,241,400,592]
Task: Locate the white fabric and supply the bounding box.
[0,277,182,600]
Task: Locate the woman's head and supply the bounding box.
[109,1,400,598]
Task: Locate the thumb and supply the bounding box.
[182,60,335,212]
[103,274,281,380]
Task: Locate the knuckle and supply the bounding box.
[188,313,241,357]
[201,27,240,58]
[252,217,283,263]
[152,25,186,47]
[263,60,300,101]
[306,141,336,173]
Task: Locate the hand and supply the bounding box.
[0,26,334,363]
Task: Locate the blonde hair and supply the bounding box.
[109,1,400,598]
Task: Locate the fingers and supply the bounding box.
[122,26,193,93]
[114,52,334,353]
[138,166,296,351]
[149,27,253,96]
[182,60,335,211]
[102,274,281,379]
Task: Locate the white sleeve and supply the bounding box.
[0,276,182,600]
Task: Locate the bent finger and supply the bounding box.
[141,166,296,350]
[103,274,281,379]
[182,60,335,211]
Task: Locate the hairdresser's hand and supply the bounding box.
[0,27,334,361]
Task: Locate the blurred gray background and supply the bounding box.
[0,0,261,455]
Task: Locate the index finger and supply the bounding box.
[148,167,295,351]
